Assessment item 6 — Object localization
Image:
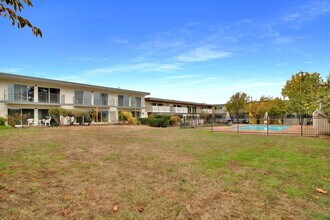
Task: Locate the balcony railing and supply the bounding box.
[73,96,92,106]
[171,107,188,114]
[147,106,171,113]
[38,92,61,104]
[197,109,213,114]
[4,90,63,104]
[215,109,226,114]
[93,99,109,106]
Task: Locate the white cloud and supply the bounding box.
[176,47,232,62]
[0,67,22,74]
[273,37,294,44]
[167,74,196,79]
[83,62,181,76]
[282,0,330,25]
[110,37,130,45]
[67,56,110,62]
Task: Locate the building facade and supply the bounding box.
[145,97,214,118]
[0,73,149,125]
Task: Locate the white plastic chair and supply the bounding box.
[44,117,52,126]
[27,118,34,126]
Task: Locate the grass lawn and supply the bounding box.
[0,126,329,219]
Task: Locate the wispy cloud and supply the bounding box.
[67,56,110,62]
[83,62,182,76]
[167,74,196,79]
[0,67,22,74]
[273,37,294,44]
[110,37,130,45]
[176,47,232,62]
[282,0,330,25]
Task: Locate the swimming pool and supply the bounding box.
[238,125,289,131]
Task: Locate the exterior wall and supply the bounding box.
[145,100,214,117]
[0,77,148,124]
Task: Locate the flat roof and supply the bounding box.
[0,72,150,95]
[145,97,214,106]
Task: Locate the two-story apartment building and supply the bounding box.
[0,73,149,125]
[145,97,214,118]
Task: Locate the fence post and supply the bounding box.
[237,116,239,134]
[211,115,214,132]
[267,115,269,136]
[300,115,303,136]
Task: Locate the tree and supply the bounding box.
[226,92,250,117]
[0,0,42,37]
[245,96,272,123]
[317,73,330,120]
[281,71,324,116]
[268,97,288,118]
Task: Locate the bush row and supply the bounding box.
[139,115,180,127]
[139,115,170,127]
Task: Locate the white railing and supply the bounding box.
[197,109,213,114]
[147,106,171,113]
[215,109,226,114]
[171,107,188,114]
[4,90,63,104]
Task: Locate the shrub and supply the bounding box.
[49,107,64,125]
[169,115,180,126]
[118,111,139,125]
[139,115,170,127]
[139,118,150,125]
[0,116,6,126]
[6,113,28,127]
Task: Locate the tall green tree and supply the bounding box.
[281,71,324,116]
[0,0,42,37]
[245,96,272,122]
[317,73,330,120]
[226,92,250,117]
[268,97,288,118]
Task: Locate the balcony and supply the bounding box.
[215,109,226,114]
[3,90,63,105]
[147,106,171,113]
[171,107,188,114]
[93,98,109,106]
[73,96,92,106]
[198,109,213,114]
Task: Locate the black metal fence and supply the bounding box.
[181,115,330,137]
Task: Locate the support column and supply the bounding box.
[34,108,38,126]
[34,86,38,103]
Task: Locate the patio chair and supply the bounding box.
[27,118,34,126]
[44,117,52,126]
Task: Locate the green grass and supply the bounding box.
[0,126,329,219]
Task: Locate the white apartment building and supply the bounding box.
[0,73,149,125]
[145,97,214,118]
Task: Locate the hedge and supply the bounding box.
[139,115,170,127]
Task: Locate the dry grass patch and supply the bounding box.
[0,126,329,219]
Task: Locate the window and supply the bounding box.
[118,95,129,107]
[74,91,83,104]
[38,87,60,103]
[38,109,49,120]
[74,91,91,105]
[118,95,124,106]
[101,93,108,106]
[8,108,34,125]
[94,93,108,106]
[134,97,141,107]
[10,84,34,102]
[97,111,109,123]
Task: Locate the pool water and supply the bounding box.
[238,125,289,131]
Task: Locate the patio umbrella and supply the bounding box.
[264,111,268,119]
[225,111,231,121]
[264,112,268,125]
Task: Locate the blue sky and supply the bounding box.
[1,0,329,103]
